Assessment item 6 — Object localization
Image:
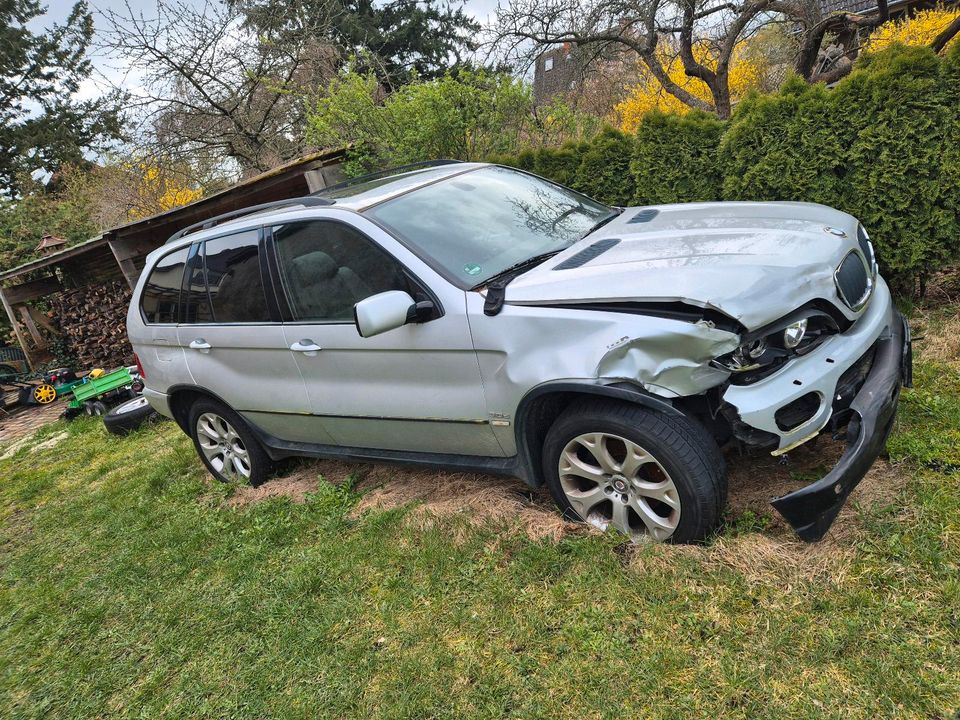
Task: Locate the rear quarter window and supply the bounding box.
[202,230,270,323]
[140,247,189,324]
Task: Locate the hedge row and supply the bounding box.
[492,43,960,292]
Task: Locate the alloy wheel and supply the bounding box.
[558,432,681,542]
[196,412,251,480]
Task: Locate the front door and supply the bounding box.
[177,229,336,445]
[270,216,502,457]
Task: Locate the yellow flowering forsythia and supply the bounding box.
[128,165,203,220]
[867,7,960,50]
[615,45,764,132]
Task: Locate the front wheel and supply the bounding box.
[188,399,272,486]
[542,399,726,544]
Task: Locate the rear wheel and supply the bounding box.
[542,399,725,544]
[188,399,272,486]
[84,400,107,416]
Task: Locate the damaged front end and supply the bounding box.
[720,278,911,541]
[770,314,911,541]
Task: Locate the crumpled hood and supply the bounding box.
[506,201,862,330]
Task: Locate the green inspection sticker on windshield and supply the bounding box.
[463,263,482,276]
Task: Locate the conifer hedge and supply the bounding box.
[490,43,960,291]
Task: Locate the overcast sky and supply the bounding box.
[37,0,502,100]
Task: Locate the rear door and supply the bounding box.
[177,228,336,445]
[270,214,502,456]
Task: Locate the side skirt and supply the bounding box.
[247,422,527,481]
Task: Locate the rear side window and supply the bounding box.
[200,230,270,323]
[181,243,214,324]
[140,247,189,324]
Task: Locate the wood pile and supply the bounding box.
[52,280,135,370]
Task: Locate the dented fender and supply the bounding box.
[596,320,738,398]
[466,294,739,454]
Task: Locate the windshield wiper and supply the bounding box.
[471,249,566,292]
[581,208,623,239]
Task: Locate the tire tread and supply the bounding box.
[543,398,727,543]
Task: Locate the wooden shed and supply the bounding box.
[0,149,346,370]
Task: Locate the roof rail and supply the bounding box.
[165,196,333,244]
[316,159,464,196]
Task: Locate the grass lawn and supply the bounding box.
[1,295,958,719]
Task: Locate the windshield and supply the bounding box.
[364,166,616,287]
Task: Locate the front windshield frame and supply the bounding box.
[362,166,617,290]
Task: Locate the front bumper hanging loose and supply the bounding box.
[771,312,912,542]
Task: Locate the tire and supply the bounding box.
[84,400,108,416]
[187,398,272,486]
[542,399,726,544]
[103,396,159,436]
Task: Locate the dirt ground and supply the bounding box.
[227,433,906,552]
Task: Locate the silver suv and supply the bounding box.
[127,161,911,543]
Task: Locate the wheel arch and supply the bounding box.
[514,381,682,487]
[167,384,234,433]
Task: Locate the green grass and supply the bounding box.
[1,355,959,718]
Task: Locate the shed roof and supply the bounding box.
[0,147,347,284]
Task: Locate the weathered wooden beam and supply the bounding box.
[107,236,158,263]
[27,305,56,334]
[0,274,63,304]
[0,287,34,370]
[18,305,47,350]
[107,239,143,290]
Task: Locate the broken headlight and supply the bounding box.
[783,319,807,349]
[712,311,839,383]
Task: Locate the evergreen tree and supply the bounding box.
[0,0,124,195]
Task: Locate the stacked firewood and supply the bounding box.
[53,280,135,370]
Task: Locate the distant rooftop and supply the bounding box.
[816,0,911,15]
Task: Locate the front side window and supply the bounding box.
[273,220,410,322]
[140,247,189,324]
[202,230,270,323]
[364,166,614,287]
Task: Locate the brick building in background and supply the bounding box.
[532,44,582,103]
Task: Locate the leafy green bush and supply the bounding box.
[308,69,535,175]
[630,111,726,205]
[938,44,960,292]
[308,69,596,176]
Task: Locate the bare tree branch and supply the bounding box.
[931,12,960,53]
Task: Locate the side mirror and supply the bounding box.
[354,290,416,338]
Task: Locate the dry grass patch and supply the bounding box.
[352,467,577,543]
[911,265,960,365]
[912,307,960,365]
[233,430,911,574]
[228,458,580,542]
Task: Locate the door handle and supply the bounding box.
[189,338,212,353]
[290,339,321,356]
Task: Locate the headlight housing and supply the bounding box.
[783,319,807,349]
[712,311,839,383]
